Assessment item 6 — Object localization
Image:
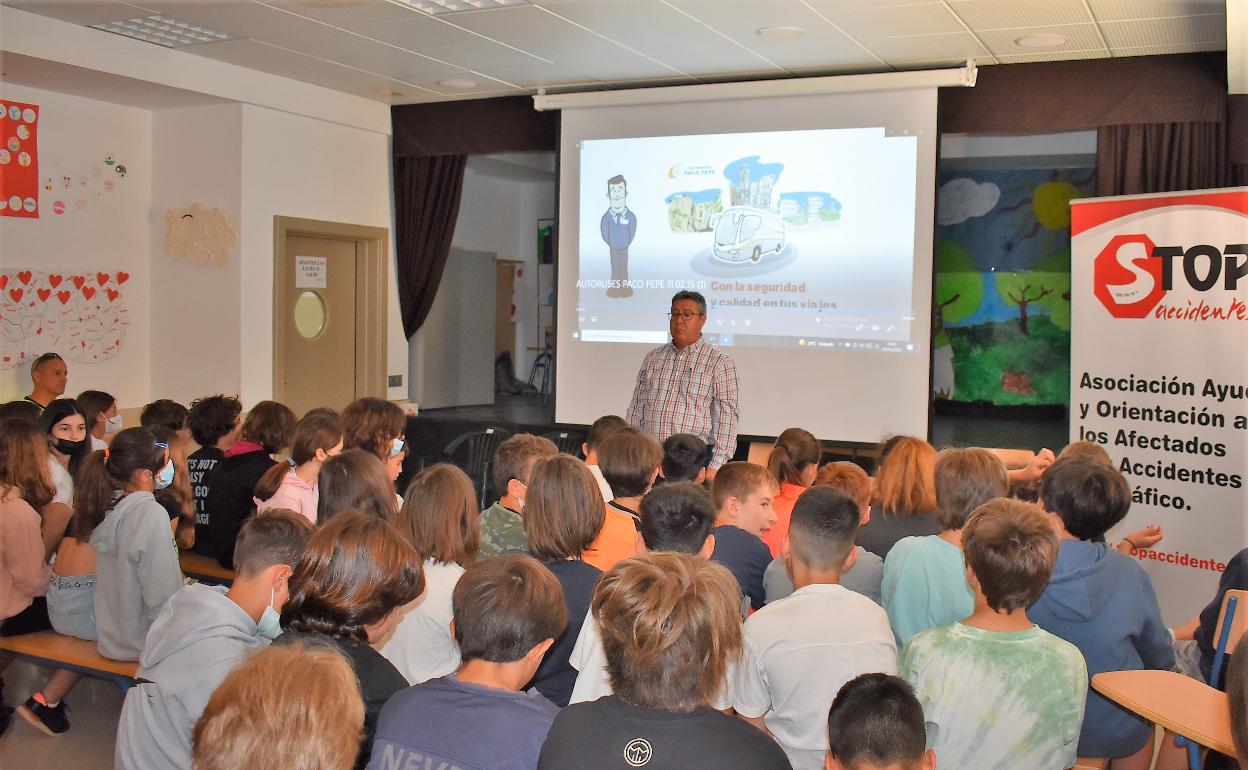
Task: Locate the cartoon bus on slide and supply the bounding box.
[710,206,786,263]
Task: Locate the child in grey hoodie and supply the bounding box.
[83,428,185,661]
[115,509,313,770]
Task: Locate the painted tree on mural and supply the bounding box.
[934,239,982,346]
[996,270,1071,335]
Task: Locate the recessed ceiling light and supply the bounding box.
[394,0,530,14]
[1014,34,1068,48]
[437,78,479,89]
[756,26,805,40]
[90,14,230,47]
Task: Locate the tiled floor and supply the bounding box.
[1,660,120,769]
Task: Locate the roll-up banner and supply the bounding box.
[1071,187,1248,621]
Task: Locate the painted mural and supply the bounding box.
[933,167,1094,406]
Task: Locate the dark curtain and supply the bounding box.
[1096,121,1227,196]
[1230,95,1248,187]
[393,154,467,338]
[393,96,557,157]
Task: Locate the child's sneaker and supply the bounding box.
[16,694,69,735]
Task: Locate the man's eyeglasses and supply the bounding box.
[668,311,702,321]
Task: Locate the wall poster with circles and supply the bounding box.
[0,100,39,218]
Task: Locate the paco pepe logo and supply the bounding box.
[624,738,653,767]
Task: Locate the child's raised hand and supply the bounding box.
[1124,524,1163,550]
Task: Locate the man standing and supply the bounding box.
[25,352,67,412]
[600,175,637,299]
[627,291,738,478]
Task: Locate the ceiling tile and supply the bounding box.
[261,0,418,28]
[814,2,965,39]
[516,34,683,79]
[5,0,150,25]
[348,14,491,48]
[977,23,1107,57]
[947,0,1093,30]
[1108,40,1225,56]
[535,1,775,76]
[666,0,884,69]
[470,63,599,87]
[440,5,581,41]
[1099,14,1226,47]
[419,41,552,69]
[135,1,346,51]
[185,38,440,98]
[864,31,990,61]
[996,48,1111,63]
[1087,0,1225,23]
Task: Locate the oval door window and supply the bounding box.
[293,290,326,339]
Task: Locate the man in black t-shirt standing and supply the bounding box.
[186,395,243,553]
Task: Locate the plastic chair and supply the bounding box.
[1175,588,1248,769]
[529,351,552,403]
[543,429,586,457]
[443,427,513,505]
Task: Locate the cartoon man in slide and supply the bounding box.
[601,174,637,298]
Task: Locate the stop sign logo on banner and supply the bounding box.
[1071,188,1248,623]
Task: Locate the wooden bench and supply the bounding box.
[0,630,138,694]
[179,551,236,585]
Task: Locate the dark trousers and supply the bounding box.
[610,247,630,285]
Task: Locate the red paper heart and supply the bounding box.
[106,288,120,302]
[2,357,8,362]
[117,272,130,284]
[9,289,23,302]
[57,290,71,304]
[36,328,42,335]
[96,272,109,286]
[37,288,51,302]
[17,271,32,285]
[0,276,7,289]
[82,286,96,300]
[49,274,63,288]
[72,276,85,289]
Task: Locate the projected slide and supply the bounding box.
[576,127,918,351]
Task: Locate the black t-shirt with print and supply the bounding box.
[538,696,792,770]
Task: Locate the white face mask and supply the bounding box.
[104,414,123,435]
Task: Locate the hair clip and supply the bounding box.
[103,447,109,458]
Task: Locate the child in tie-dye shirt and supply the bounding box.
[900,499,1087,770]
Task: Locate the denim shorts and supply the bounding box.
[46,572,96,641]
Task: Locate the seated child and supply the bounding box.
[710,461,778,611]
[83,428,185,661]
[569,481,719,705]
[1029,458,1174,765]
[735,487,897,770]
[900,498,1086,770]
[883,447,1008,645]
[765,462,883,605]
[583,427,658,571]
[540,553,791,770]
[192,640,364,770]
[825,673,935,770]
[478,434,558,557]
[370,555,566,770]
[660,432,709,484]
[187,394,243,552]
[117,510,314,769]
[582,415,626,502]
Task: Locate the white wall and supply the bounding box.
[0,84,152,408]
[409,248,496,409]
[150,104,243,403]
[238,105,406,406]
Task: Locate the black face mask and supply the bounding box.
[54,437,85,456]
